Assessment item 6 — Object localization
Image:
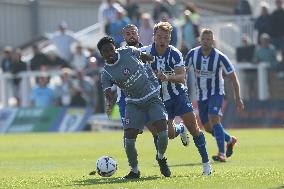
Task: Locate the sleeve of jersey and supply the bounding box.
[101,70,113,92]
[172,48,184,67]
[220,54,235,74]
[130,46,141,58]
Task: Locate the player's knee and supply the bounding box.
[124,128,138,139]
[153,119,168,132]
[187,122,201,137]
[204,126,212,133]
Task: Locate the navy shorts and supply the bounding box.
[117,101,126,124]
[198,94,224,125]
[163,93,194,120]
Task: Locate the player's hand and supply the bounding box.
[236,98,244,113]
[156,70,168,82]
[106,103,113,118]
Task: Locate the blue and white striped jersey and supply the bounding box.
[140,44,187,101]
[184,46,234,101]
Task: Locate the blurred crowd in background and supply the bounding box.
[1,0,284,113]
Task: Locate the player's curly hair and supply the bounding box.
[97,36,115,51]
[153,21,173,34]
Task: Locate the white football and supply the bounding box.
[96,156,117,177]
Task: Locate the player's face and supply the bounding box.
[100,43,117,64]
[123,27,139,47]
[154,28,171,52]
[200,33,214,51]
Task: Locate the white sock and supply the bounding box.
[157,152,164,160]
[131,166,139,174]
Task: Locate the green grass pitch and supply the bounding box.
[0,129,283,189]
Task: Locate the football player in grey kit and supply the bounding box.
[98,36,171,179]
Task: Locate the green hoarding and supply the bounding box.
[7,107,61,132]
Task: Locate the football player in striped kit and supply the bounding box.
[184,28,244,162]
[141,22,212,175]
[116,24,190,153]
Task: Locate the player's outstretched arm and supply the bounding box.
[229,72,244,112]
[168,66,186,84]
[140,53,153,62]
[104,88,115,117]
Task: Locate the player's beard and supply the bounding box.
[127,38,138,47]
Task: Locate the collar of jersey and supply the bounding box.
[201,47,214,59]
[105,51,120,66]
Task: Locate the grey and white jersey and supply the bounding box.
[101,46,160,104]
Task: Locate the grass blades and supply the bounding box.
[0,129,283,189]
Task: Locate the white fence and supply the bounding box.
[199,15,256,60]
[0,62,270,108]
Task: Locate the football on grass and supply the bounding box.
[96,156,117,177]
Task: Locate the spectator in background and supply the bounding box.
[30,44,50,71]
[236,34,255,62]
[123,0,140,22]
[87,47,105,67]
[181,10,199,51]
[108,8,130,47]
[139,13,154,46]
[254,33,277,68]
[85,56,104,113]
[236,35,256,99]
[70,43,88,71]
[46,49,69,69]
[1,46,13,72]
[11,48,27,106]
[98,0,123,34]
[49,21,77,63]
[184,2,200,24]
[55,68,74,106]
[72,70,95,107]
[30,75,56,107]
[109,9,130,48]
[254,3,271,43]
[233,0,252,15]
[152,0,171,23]
[159,11,178,47]
[270,0,284,64]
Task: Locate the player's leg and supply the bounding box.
[164,98,189,146]
[167,119,189,146]
[180,111,212,175]
[208,95,227,162]
[177,94,211,175]
[123,128,140,179]
[204,125,233,145]
[203,120,236,157]
[147,97,171,177]
[123,103,144,179]
[145,123,159,153]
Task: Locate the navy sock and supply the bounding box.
[193,132,209,163]
[224,130,232,143]
[211,128,231,143]
[213,123,225,154]
[175,123,185,137]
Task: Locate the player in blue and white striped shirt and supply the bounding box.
[117,24,190,150]
[184,29,244,162]
[141,22,212,175]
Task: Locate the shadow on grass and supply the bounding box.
[66,175,160,187]
[269,186,284,189]
[165,161,219,168]
[168,162,203,168]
